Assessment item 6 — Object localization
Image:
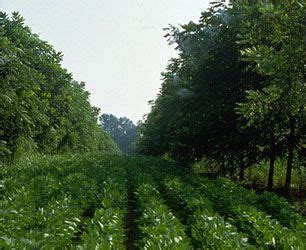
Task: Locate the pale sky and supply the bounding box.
[1,0,210,123]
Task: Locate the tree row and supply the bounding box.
[137,1,305,192]
[0,12,119,163]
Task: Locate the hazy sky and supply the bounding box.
[1,0,210,123]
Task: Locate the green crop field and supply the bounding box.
[1,153,305,249]
[1,1,305,249]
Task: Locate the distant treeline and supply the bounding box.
[136,1,305,192]
[0,12,119,162]
[99,114,137,155]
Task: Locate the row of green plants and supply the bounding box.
[1,153,304,249]
[126,156,305,249]
[77,155,129,249]
[163,177,249,249]
[125,158,192,249]
[136,182,191,249]
[134,157,305,249]
[1,187,84,248]
[0,154,128,249]
[205,177,305,230]
[1,157,80,247]
[131,158,249,249]
[189,176,305,249]
[201,176,305,234]
[79,178,127,249]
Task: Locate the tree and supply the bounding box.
[236,1,305,192]
[0,12,119,163]
[99,114,137,154]
[137,3,261,173]
[137,1,305,193]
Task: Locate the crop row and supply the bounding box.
[128,158,252,249]
[1,154,304,249]
[213,177,305,239]
[134,158,305,249]
[136,182,191,249]
[124,156,305,249]
[0,154,128,249]
[163,177,249,249]
[125,160,192,249]
[79,178,127,249]
[197,176,304,230]
[188,176,305,249]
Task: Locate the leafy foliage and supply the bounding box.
[100,114,137,155]
[164,177,249,248]
[0,12,119,163]
[0,153,304,248]
[136,1,305,191]
[189,176,305,248]
[137,183,191,249]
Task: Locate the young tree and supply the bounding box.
[236,1,305,192]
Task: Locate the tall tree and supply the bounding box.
[137,1,305,193]
[100,114,137,155]
[137,3,261,172]
[236,1,305,192]
[0,12,119,162]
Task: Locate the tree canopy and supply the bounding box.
[100,114,137,155]
[0,12,119,163]
[136,1,305,192]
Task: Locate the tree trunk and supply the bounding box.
[229,159,235,178]
[267,132,275,190]
[239,163,245,181]
[221,156,226,175]
[285,147,294,194]
[267,154,275,190]
[284,116,295,194]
